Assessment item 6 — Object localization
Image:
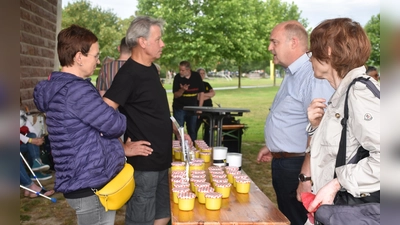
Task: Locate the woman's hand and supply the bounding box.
[307,98,327,129]
[307,178,341,212]
[31,137,44,146]
[123,137,153,157]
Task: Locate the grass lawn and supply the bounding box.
[20,80,281,224]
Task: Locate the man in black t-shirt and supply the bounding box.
[172,61,205,141]
[103,16,191,225]
[195,68,215,144]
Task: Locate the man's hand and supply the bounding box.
[181,134,193,147]
[257,145,273,163]
[180,84,190,91]
[296,180,313,202]
[123,137,153,157]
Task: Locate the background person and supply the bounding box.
[103,16,191,225]
[256,20,334,225]
[195,68,215,144]
[20,157,55,198]
[366,65,380,81]
[172,61,205,141]
[96,37,131,96]
[300,18,380,220]
[34,24,127,225]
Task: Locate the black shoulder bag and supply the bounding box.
[314,77,380,225]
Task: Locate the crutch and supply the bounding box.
[20,152,56,202]
[20,185,57,202]
[20,152,46,190]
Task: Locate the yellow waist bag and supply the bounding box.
[94,163,135,211]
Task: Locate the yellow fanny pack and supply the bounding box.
[94,163,135,211]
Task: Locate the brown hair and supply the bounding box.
[310,18,371,78]
[57,24,98,67]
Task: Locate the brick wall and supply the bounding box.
[20,0,61,111]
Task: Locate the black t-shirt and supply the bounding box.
[104,58,172,171]
[172,71,205,109]
[202,81,213,107]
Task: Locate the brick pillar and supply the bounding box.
[20,0,60,111]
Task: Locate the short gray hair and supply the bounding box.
[126,16,165,49]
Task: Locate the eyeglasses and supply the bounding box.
[87,52,101,60]
[306,51,312,58]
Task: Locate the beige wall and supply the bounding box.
[20,0,61,111]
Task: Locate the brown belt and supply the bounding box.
[271,152,305,158]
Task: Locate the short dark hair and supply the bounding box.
[119,37,130,54]
[310,18,371,78]
[366,66,377,74]
[57,24,98,67]
[179,61,191,69]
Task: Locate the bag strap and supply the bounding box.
[334,77,380,178]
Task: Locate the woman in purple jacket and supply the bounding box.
[34,25,127,225]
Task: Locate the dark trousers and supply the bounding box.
[271,156,308,225]
[173,108,197,142]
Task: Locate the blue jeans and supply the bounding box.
[20,132,40,165]
[173,108,197,141]
[20,157,33,187]
[66,195,116,225]
[271,156,308,225]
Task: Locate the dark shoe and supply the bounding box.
[30,172,52,181]
[32,158,50,171]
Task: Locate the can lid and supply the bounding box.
[212,177,229,183]
[209,170,225,175]
[200,152,211,155]
[198,186,214,193]
[190,170,206,175]
[194,182,211,187]
[171,161,185,166]
[225,166,239,173]
[173,182,190,188]
[191,174,206,179]
[205,192,223,199]
[172,187,190,193]
[190,177,206,183]
[211,173,227,178]
[178,192,196,199]
[189,162,203,166]
[208,166,223,171]
[215,182,231,188]
[236,178,251,183]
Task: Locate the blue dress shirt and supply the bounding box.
[265,53,335,153]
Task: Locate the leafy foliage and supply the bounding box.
[62,0,131,60]
[364,14,380,67]
[137,0,306,75]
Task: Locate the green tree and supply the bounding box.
[364,14,380,67]
[62,0,129,61]
[137,0,305,87]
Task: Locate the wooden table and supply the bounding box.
[170,166,290,225]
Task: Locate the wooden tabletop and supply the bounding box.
[170,166,290,225]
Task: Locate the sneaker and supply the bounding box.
[30,172,52,181]
[32,158,50,171]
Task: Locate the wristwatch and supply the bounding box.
[298,173,312,182]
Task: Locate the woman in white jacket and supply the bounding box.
[298,18,380,216]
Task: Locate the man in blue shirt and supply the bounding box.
[256,21,334,225]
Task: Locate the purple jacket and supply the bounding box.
[34,72,126,193]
